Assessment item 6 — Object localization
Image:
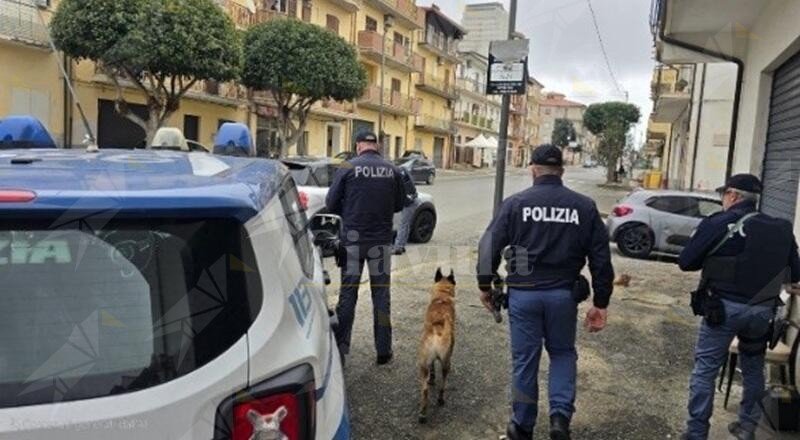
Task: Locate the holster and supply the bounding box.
[572,275,591,303]
[704,291,726,327]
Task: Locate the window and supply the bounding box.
[0,218,261,408]
[391,78,401,93]
[218,119,234,128]
[366,16,377,32]
[302,1,311,21]
[544,108,551,115]
[279,179,315,278]
[697,199,722,217]
[326,14,339,34]
[648,196,700,217]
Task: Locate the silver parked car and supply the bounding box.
[606,189,723,258]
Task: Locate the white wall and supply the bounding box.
[733,0,800,181]
[690,63,737,192]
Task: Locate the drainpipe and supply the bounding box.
[657,0,744,180]
[689,63,707,189]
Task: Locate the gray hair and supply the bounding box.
[730,188,759,203]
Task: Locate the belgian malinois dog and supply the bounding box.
[418,268,456,424]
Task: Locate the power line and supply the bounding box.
[584,0,625,98]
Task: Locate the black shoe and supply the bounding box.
[376,353,393,365]
[727,422,755,440]
[549,414,571,440]
[506,422,532,440]
[391,246,405,255]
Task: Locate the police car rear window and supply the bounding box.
[0,218,262,408]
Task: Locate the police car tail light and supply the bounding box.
[0,189,36,203]
[214,365,316,440]
[298,190,309,211]
[612,205,633,217]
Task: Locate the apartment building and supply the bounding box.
[411,5,463,168]
[539,92,595,159]
[647,62,736,191]
[458,2,508,57]
[453,51,501,167]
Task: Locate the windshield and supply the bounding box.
[0,218,261,408]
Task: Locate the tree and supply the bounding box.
[583,102,641,183]
[51,0,242,144]
[551,118,576,149]
[242,19,366,157]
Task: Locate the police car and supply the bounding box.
[0,118,349,439]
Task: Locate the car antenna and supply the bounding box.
[29,1,98,152]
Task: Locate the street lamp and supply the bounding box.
[379,14,394,156]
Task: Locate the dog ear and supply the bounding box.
[435,267,443,282]
[447,269,456,285]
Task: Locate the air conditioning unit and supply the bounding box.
[34,0,49,8]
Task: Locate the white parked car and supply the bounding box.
[282,156,438,246]
[0,142,349,439]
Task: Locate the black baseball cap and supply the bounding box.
[355,131,378,143]
[715,173,763,194]
[530,144,563,166]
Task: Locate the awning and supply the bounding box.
[465,134,497,149]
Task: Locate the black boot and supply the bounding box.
[549,414,571,440]
[506,422,532,440]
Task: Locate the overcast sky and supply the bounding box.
[420,0,656,144]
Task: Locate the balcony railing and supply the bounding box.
[456,111,494,130]
[188,80,248,101]
[319,99,356,114]
[419,29,460,59]
[0,0,49,48]
[456,78,485,95]
[358,31,423,72]
[417,74,456,97]
[358,85,417,115]
[217,0,288,28]
[649,0,664,38]
[416,114,454,133]
[367,0,420,28]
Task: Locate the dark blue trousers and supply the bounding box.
[334,243,392,357]
[508,288,578,431]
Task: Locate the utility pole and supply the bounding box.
[492,0,518,215]
[379,15,393,156]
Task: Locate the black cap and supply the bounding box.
[530,144,563,166]
[715,173,762,194]
[355,131,378,143]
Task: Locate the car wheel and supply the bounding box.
[410,209,436,243]
[617,224,654,258]
[426,173,435,185]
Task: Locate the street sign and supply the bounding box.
[487,39,529,95]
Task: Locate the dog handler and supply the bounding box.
[326,131,406,366]
[476,144,614,440]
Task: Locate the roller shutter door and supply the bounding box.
[762,50,800,221]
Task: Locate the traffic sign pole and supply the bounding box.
[492,0,519,216]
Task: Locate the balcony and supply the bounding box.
[0,0,50,49]
[358,31,423,73]
[312,99,357,119]
[217,0,289,28]
[455,111,495,131]
[358,85,418,116]
[186,80,247,105]
[364,0,421,30]
[416,74,456,99]
[415,114,455,135]
[418,31,460,63]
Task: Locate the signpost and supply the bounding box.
[487,10,528,215]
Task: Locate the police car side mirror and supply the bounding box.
[310,214,342,258]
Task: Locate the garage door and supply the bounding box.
[762,50,800,221]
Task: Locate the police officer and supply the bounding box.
[678,174,800,440]
[326,131,405,366]
[477,144,614,440]
[392,165,418,255]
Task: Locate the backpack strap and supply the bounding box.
[708,211,759,256]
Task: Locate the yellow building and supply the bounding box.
[0,0,66,145]
[411,5,464,168]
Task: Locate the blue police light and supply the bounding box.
[0,116,57,149]
[213,123,254,157]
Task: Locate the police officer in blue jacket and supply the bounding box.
[477,144,614,440]
[326,131,405,366]
[678,174,800,440]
